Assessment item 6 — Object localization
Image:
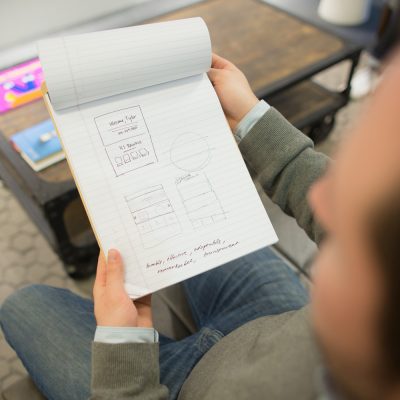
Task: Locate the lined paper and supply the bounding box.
[38,17,211,110]
[40,19,277,298]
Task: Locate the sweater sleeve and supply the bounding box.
[238,107,329,244]
[90,342,169,400]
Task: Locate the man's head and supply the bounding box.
[309,53,400,399]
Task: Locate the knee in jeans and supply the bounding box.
[1,284,52,324]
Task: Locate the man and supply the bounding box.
[1,51,400,399]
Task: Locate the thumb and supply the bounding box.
[207,68,223,85]
[93,251,107,297]
[106,249,124,289]
[211,53,234,70]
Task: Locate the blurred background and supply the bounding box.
[0,0,398,398]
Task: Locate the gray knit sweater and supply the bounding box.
[90,107,330,399]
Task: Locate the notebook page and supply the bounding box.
[38,17,211,111]
[45,73,278,298]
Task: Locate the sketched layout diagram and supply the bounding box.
[125,185,181,249]
[170,133,211,172]
[94,106,157,177]
[176,173,226,229]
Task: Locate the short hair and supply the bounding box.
[370,184,400,378]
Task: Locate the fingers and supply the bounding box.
[105,249,125,290]
[207,67,223,85]
[211,53,235,70]
[208,53,237,85]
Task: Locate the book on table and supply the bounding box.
[38,17,278,299]
[10,119,65,172]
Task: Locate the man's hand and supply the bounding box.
[208,53,259,131]
[93,249,153,327]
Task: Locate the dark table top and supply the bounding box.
[149,0,359,96]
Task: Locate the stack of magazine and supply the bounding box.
[10,119,65,171]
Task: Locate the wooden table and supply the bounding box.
[0,0,362,276]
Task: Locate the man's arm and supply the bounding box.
[238,106,329,244]
[208,54,329,244]
[90,250,169,399]
[90,342,168,400]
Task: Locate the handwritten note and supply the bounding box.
[147,238,240,274]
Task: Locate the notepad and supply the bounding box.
[38,17,278,299]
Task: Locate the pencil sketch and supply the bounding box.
[94,106,158,176]
[170,133,211,172]
[175,172,226,229]
[125,185,181,248]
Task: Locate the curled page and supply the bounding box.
[38,17,211,110]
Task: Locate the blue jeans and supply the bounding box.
[0,247,308,400]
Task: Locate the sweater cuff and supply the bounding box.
[94,326,159,344]
[91,342,160,390]
[234,99,270,142]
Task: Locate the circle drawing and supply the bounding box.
[170,133,211,172]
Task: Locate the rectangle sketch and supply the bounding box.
[95,106,157,176]
[176,172,226,229]
[125,185,181,249]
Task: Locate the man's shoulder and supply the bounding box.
[180,306,321,400]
